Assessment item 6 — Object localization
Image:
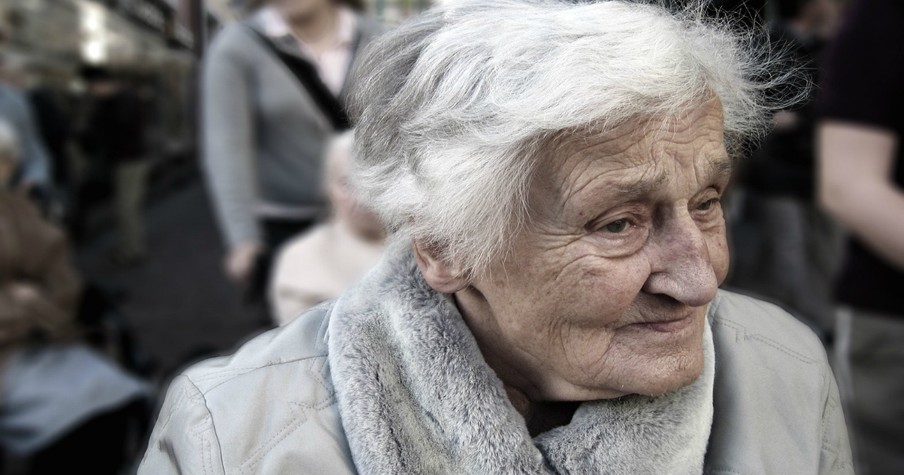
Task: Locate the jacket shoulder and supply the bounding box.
[709,290,826,366]
[181,301,332,389]
[141,303,356,474]
[705,290,852,474]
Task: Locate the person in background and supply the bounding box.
[27,69,75,211]
[727,0,841,337]
[2,54,76,225]
[269,130,384,325]
[202,0,380,306]
[77,65,150,267]
[817,1,904,473]
[0,119,149,475]
[0,20,53,206]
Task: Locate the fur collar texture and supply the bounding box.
[328,241,714,474]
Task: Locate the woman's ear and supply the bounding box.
[412,239,468,293]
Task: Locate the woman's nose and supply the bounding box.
[641,212,719,307]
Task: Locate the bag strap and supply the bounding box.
[245,26,353,131]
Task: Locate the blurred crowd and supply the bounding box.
[0,0,901,473]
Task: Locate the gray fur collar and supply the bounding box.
[328,240,714,474]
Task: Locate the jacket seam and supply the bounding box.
[191,353,329,391]
[238,406,311,474]
[185,376,227,475]
[237,357,336,473]
[818,363,854,471]
[709,316,819,365]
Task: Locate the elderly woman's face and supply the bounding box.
[459,99,731,402]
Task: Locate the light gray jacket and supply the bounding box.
[201,12,381,248]
[139,278,852,474]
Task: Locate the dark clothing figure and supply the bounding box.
[819,3,904,317]
[28,88,71,189]
[817,1,904,473]
[745,19,827,201]
[77,78,151,264]
[79,87,147,166]
[727,10,842,336]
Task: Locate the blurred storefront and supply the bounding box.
[371,0,433,24]
[0,0,232,166]
[209,0,433,27]
[0,0,438,173]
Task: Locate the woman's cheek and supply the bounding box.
[708,231,730,285]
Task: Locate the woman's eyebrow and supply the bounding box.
[605,155,732,199]
[614,171,667,196]
[707,156,734,180]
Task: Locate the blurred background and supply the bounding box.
[0,2,435,473]
[0,0,898,474]
[0,0,434,387]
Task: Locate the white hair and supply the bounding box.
[349,0,795,277]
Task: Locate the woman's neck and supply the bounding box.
[454,288,579,436]
[506,386,579,436]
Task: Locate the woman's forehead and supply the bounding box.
[539,101,728,195]
[548,98,724,158]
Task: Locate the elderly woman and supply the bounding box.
[140,1,852,473]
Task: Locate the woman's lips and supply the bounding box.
[632,311,696,333]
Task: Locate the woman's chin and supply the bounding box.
[537,348,705,402]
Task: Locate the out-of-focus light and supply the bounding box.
[80,3,106,33]
[79,1,108,64]
[83,14,103,33]
[83,39,107,63]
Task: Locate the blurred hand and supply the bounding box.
[226,242,263,286]
[773,110,800,131]
[10,282,41,304]
[0,283,41,342]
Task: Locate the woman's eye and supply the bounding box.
[604,219,629,233]
[696,198,719,211]
[588,213,648,257]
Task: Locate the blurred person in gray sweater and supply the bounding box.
[201,0,380,304]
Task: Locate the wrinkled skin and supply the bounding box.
[453,98,732,410]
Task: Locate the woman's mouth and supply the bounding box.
[632,311,697,333]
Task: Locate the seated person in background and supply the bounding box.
[269,130,385,325]
[0,119,148,475]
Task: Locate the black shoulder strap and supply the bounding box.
[246,27,352,131]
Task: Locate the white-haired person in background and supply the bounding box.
[268,130,385,325]
[139,1,852,473]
